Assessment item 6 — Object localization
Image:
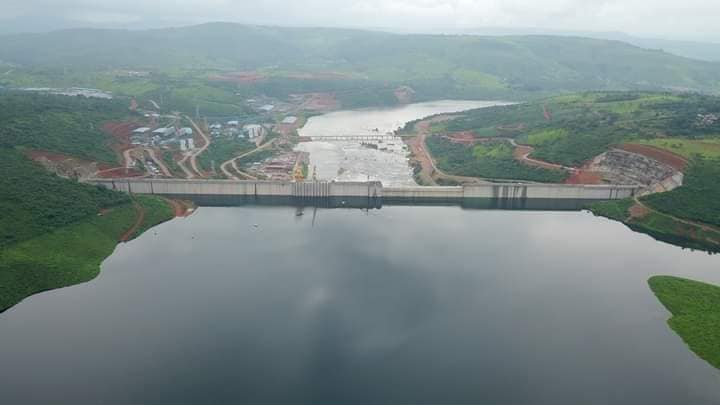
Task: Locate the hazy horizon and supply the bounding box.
[1,0,719,43]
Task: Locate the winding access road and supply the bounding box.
[632,197,720,235]
[185,116,211,178]
[220,141,275,180]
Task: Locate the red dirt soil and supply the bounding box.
[95,167,144,178]
[445,132,477,145]
[163,198,194,218]
[620,144,688,171]
[284,72,353,81]
[210,72,266,83]
[543,104,552,121]
[26,150,87,163]
[565,170,604,185]
[103,122,140,145]
[294,92,339,111]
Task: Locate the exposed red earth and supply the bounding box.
[209,71,266,83]
[620,143,688,171]
[445,132,477,145]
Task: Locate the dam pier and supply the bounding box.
[91,179,640,210]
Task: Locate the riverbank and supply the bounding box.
[589,198,720,253]
[589,156,720,253]
[0,195,174,313]
[649,276,720,370]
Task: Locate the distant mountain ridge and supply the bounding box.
[1,23,718,96]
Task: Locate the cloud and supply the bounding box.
[0,0,718,41]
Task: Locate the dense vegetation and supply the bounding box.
[0,195,173,312]
[649,276,720,370]
[0,91,173,312]
[426,137,567,182]
[643,158,720,227]
[0,148,130,248]
[587,199,635,222]
[0,91,129,162]
[2,23,720,108]
[433,92,720,166]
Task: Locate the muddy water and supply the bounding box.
[296,100,509,186]
[1,206,720,404]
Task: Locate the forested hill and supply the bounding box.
[0,23,719,96]
[0,92,128,162]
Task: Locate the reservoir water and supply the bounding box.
[1,205,719,404]
[296,100,508,185]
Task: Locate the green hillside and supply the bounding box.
[429,92,720,166]
[1,23,719,102]
[0,91,129,162]
[0,92,173,312]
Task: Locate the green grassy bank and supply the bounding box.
[0,195,173,313]
[649,276,720,370]
[589,156,720,253]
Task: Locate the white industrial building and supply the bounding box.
[179,127,193,136]
[243,124,266,140]
[152,127,176,138]
[133,127,151,134]
[281,116,298,125]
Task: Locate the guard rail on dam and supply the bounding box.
[90,179,640,204]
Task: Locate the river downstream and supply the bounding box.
[296,100,507,185]
[1,206,719,404]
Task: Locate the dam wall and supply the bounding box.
[91,179,638,201]
[95,179,383,198]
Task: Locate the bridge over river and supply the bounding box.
[90,179,640,210]
[297,134,403,142]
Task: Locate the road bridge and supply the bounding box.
[299,135,400,142]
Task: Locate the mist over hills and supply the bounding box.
[1,22,719,97]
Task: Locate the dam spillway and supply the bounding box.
[90,179,639,209]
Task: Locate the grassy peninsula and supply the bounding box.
[0,195,173,312]
[649,276,720,370]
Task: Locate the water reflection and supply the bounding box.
[2,206,720,404]
[165,194,606,211]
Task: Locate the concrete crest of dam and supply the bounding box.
[90,178,640,211]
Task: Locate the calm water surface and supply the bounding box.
[1,206,720,404]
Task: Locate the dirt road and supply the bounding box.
[405,117,518,185]
[122,147,172,177]
[633,197,720,235]
[177,153,196,179]
[119,201,145,242]
[220,141,274,180]
[508,139,576,172]
[186,116,211,178]
[144,148,172,177]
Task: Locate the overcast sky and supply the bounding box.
[1,0,719,42]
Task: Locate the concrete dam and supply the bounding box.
[91,179,640,210]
